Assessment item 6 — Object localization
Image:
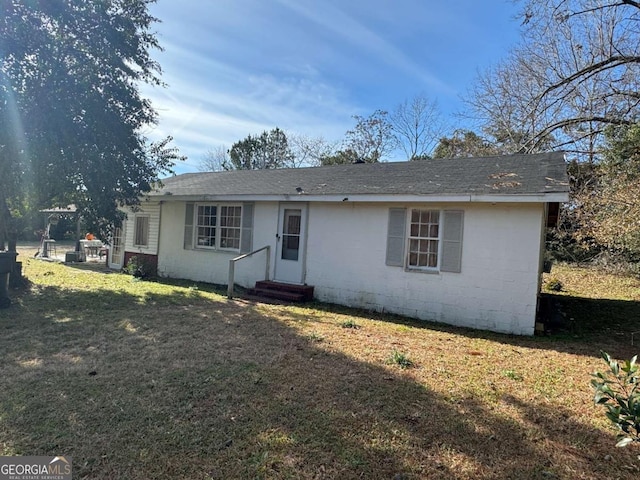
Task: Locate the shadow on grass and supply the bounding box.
[20,256,640,360]
[1,283,638,479]
[271,294,640,360]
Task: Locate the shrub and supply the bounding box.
[545,278,564,292]
[124,255,155,279]
[592,351,640,447]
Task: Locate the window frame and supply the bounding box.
[405,208,442,272]
[195,204,217,249]
[219,205,242,250]
[193,203,243,252]
[133,215,150,247]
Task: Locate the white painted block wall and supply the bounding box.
[135,199,544,335]
[154,201,280,288]
[304,202,545,336]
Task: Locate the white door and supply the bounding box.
[109,226,124,270]
[274,204,307,284]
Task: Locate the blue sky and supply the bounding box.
[143,0,523,173]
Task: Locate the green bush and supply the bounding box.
[124,255,154,279]
[545,278,564,292]
[592,351,640,447]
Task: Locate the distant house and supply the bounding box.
[111,152,569,335]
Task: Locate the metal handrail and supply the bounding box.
[227,245,270,299]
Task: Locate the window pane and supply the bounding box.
[134,216,149,246]
[196,205,217,247]
[285,211,301,235]
[407,209,440,269]
[218,205,242,250]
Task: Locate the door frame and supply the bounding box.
[108,225,125,270]
[274,202,309,284]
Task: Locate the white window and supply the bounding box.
[196,205,217,248]
[407,209,440,269]
[194,204,242,251]
[386,208,464,273]
[134,215,149,247]
[219,205,242,249]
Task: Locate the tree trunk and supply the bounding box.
[0,196,18,252]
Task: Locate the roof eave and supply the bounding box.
[148,192,570,203]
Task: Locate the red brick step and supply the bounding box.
[249,280,314,302]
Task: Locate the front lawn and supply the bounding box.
[1,250,639,479]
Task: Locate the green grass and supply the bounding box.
[387,350,414,369]
[1,250,640,479]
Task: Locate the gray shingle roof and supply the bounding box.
[153,152,569,199]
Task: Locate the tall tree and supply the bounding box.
[467,0,640,158]
[391,94,445,160]
[319,149,361,166]
[343,110,396,163]
[577,123,640,256]
[432,130,500,159]
[0,0,182,247]
[288,133,337,167]
[227,127,293,170]
[198,145,229,172]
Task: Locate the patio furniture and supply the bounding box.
[42,239,57,258]
[79,239,103,258]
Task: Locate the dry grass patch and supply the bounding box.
[0,249,639,478]
[543,263,640,344]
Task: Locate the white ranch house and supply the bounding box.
[110,152,569,336]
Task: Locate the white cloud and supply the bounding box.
[142,39,358,172]
[274,0,455,94]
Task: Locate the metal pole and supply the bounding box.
[265,246,270,281]
[227,260,235,299]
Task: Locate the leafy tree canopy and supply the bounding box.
[432,130,500,159]
[343,110,396,163]
[227,128,294,170]
[0,0,183,247]
[576,123,640,256]
[319,149,362,166]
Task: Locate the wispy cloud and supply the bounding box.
[142,38,357,171]
[274,0,455,95]
[143,0,521,173]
